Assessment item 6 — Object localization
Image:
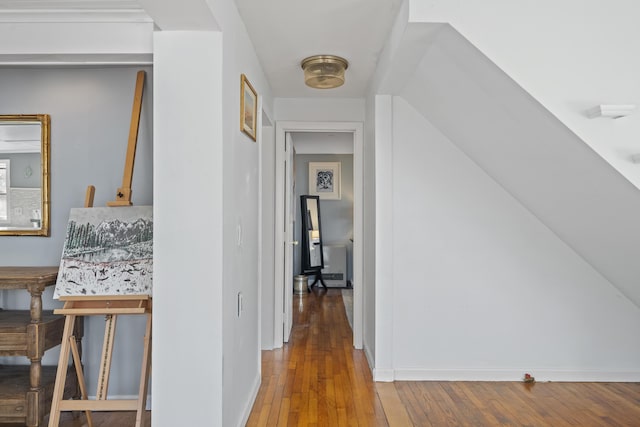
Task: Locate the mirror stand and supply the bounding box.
[307,269,327,289]
[300,195,328,290]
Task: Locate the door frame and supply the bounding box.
[274,121,364,348]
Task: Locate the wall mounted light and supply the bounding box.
[301,55,349,89]
[586,104,636,119]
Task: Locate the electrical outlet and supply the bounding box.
[14,207,22,216]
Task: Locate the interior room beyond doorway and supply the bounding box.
[291,131,354,294]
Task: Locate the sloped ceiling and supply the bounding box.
[395,23,640,308]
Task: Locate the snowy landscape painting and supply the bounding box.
[54,206,153,298]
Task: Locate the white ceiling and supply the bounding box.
[0,0,402,98]
[234,0,403,98]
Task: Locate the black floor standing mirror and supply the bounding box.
[300,195,327,289]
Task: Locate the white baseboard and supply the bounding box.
[392,368,640,382]
[363,343,375,376]
[373,368,395,382]
[238,373,261,427]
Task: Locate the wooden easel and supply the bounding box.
[48,70,151,427]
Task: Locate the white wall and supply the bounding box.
[385,96,640,381]
[152,31,224,426]
[152,1,274,424]
[260,125,276,350]
[362,93,377,371]
[409,0,640,189]
[188,1,275,425]
[398,25,640,310]
[0,67,153,397]
[372,95,393,381]
[275,98,365,122]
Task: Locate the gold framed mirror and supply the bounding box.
[0,114,50,236]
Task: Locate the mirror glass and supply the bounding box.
[0,115,50,236]
[301,195,324,271]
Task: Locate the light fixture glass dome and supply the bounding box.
[301,55,349,89]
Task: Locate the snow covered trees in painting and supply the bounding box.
[54,206,153,298]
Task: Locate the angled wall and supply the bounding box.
[399,25,640,310]
[371,5,640,381]
[383,95,640,381]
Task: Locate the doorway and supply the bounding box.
[291,133,354,293]
[274,121,364,349]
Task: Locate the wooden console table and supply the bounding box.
[0,266,80,426]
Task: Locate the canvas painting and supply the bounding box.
[54,206,153,298]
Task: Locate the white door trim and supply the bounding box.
[274,120,364,349]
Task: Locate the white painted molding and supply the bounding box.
[364,343,375,375]
[274,120,365,349]
[239,374,261,427]
[0,10,152,23]
[392,369,640,382]
[373,368,395,382]
[586,104,636,119]
[0,53,152,66]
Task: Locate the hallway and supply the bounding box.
[247,289,388,426]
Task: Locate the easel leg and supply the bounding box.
[70,336,93,427]
[96,314,117,400]
[48,315,75,427]
[135,313,152,427]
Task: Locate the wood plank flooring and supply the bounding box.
[387,381,640,426]
[3,411,150,427]
[248,288,640,426]
[247,289,388,426]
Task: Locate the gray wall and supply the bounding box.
[293,154,353,278]
[0,66,153,397]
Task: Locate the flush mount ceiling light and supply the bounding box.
[301,55,349,89]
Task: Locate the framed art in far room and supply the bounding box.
[240,74,257,141]
[309,162,341,200]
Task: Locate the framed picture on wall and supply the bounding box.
[309,162,341,200]
[240,74,257,141]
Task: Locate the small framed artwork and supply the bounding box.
[240,74,257,141]
[309,162,341,200]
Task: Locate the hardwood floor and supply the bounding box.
[248,288,640,426]
[3,411,150,427]
[386,381,640,426]
[247,289,388,426]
